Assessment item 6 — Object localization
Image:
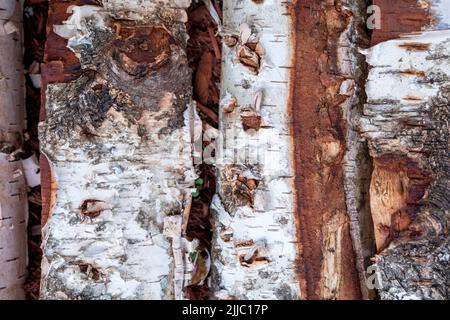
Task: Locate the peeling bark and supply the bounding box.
[30,0,450,300]
[361,30,450,299]
[39,0,198,299]
[0,0,28,300]
[211,0,300,300]
[291,0,375,300]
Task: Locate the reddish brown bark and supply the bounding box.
[290,1,361,299]
[185,0,221,300]
[371,0,431,45]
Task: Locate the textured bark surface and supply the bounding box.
[360,1,450,300]
[40,0,92,228]
[30,0,450,300]
[361,30,450,299]
[0,0,28,300]
[39,0,199,299]
[372,0,450,45]
[291,0,376,300]
[211,0,300,300]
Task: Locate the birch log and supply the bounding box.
[361,30,450,299]
[0,0,27,300]
[360,1,450,300]
[211,0,300,300]
[39,0,198,299]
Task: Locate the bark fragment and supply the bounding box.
[291,0,373,300]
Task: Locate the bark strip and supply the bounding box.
[211,0,301,300]
[290,0,373,299]
[362,0,450,299]
[361,30,450,300]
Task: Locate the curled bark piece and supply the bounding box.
[222,95,237,114]
[237,45,260,73]
[240,110,261,131]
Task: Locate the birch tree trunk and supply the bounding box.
[211,0,300,300]
[0,0,28,300]
[39,0,198,300]
[210,0,373,300]
[361,1,450,299]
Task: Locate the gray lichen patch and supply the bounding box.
[40,17,192,155]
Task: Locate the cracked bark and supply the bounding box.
[39,0,198,299]
[33,0,450,300]
[361,0,450,297]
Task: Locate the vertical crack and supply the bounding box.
[342,0,377,300]
[22,0,49,300]
[184,0,222,300]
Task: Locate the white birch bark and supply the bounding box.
[431,0,450,29]
[360,2,450,300]
[39,0,198,300]
[211,0,300,300]
[361,29,450,299]
[0,0,27,300]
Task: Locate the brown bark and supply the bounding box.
[371,0,432,45]
[290,0,369,299]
